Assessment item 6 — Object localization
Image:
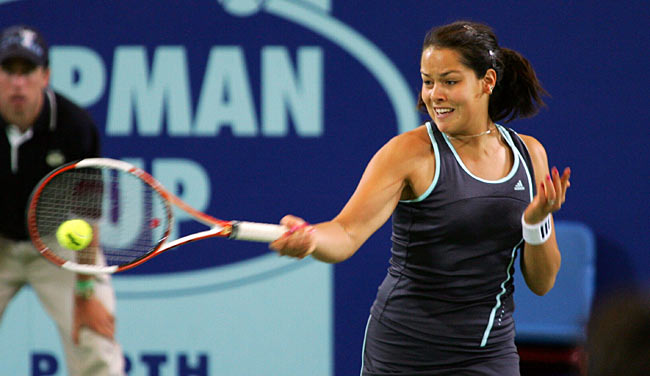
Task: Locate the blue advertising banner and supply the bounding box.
[0,1,648,375]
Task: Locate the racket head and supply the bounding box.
[27,158,174,274]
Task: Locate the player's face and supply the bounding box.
[420,47,489,135]
[0,58,49,130]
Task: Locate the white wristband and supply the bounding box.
[522,213,552,245]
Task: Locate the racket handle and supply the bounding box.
[230,221,287,242]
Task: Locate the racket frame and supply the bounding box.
[27,158,285,275]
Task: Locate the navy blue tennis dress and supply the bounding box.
[362,122,536,375]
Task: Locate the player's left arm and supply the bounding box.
[519,134,571,296]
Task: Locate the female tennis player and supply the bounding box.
[271,20,570,375]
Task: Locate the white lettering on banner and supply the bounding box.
[50,47,106,107]
[51,45,324,137]
[152,158,211,241]
[45,0,418,141]
[252,0,418,133]
[99,158,210,249]
[106,46,193,136]
[193,46,258,136]
[99,157,146,249]
[262,46,323,136]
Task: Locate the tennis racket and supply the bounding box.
[27,158,287,275]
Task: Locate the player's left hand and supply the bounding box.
[523,166,571,224]
[73,295,115,344]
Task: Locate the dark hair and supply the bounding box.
[417,21,548,123]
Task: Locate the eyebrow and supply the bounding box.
[420,70,461,78]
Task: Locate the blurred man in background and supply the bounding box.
[0,25,124,375]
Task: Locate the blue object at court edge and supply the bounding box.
[513,221,596,344]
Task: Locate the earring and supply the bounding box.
[488,86,493,94]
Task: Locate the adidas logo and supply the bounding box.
[514,180,525,191]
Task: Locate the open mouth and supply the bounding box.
[434,107,454,116]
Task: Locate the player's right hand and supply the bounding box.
[269,215,316,259]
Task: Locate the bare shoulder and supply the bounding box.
[518,133,549,180]
[365,124,433,184]
[519,133,548,161]
[377,125,435,198]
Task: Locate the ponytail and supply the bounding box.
[490,48,548,123]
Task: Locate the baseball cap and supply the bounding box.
[0,25,48,66]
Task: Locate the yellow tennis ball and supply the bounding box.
[56,219,93,251]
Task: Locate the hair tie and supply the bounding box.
[488,49,497,69]
[463,24,476,34]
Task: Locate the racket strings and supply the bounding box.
[33,167,171,267]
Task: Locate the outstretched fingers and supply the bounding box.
[544,173,557,208]
[525,166,572,225]
[559,166,571,204]
[543,166,571,212]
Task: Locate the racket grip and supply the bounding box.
[230,221,287,242]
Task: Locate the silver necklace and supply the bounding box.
[446,127,495,140]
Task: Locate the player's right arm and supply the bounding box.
[270,126,434,263]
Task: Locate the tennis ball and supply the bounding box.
[56,219,93,251]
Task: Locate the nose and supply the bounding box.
[429,83,445,103]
